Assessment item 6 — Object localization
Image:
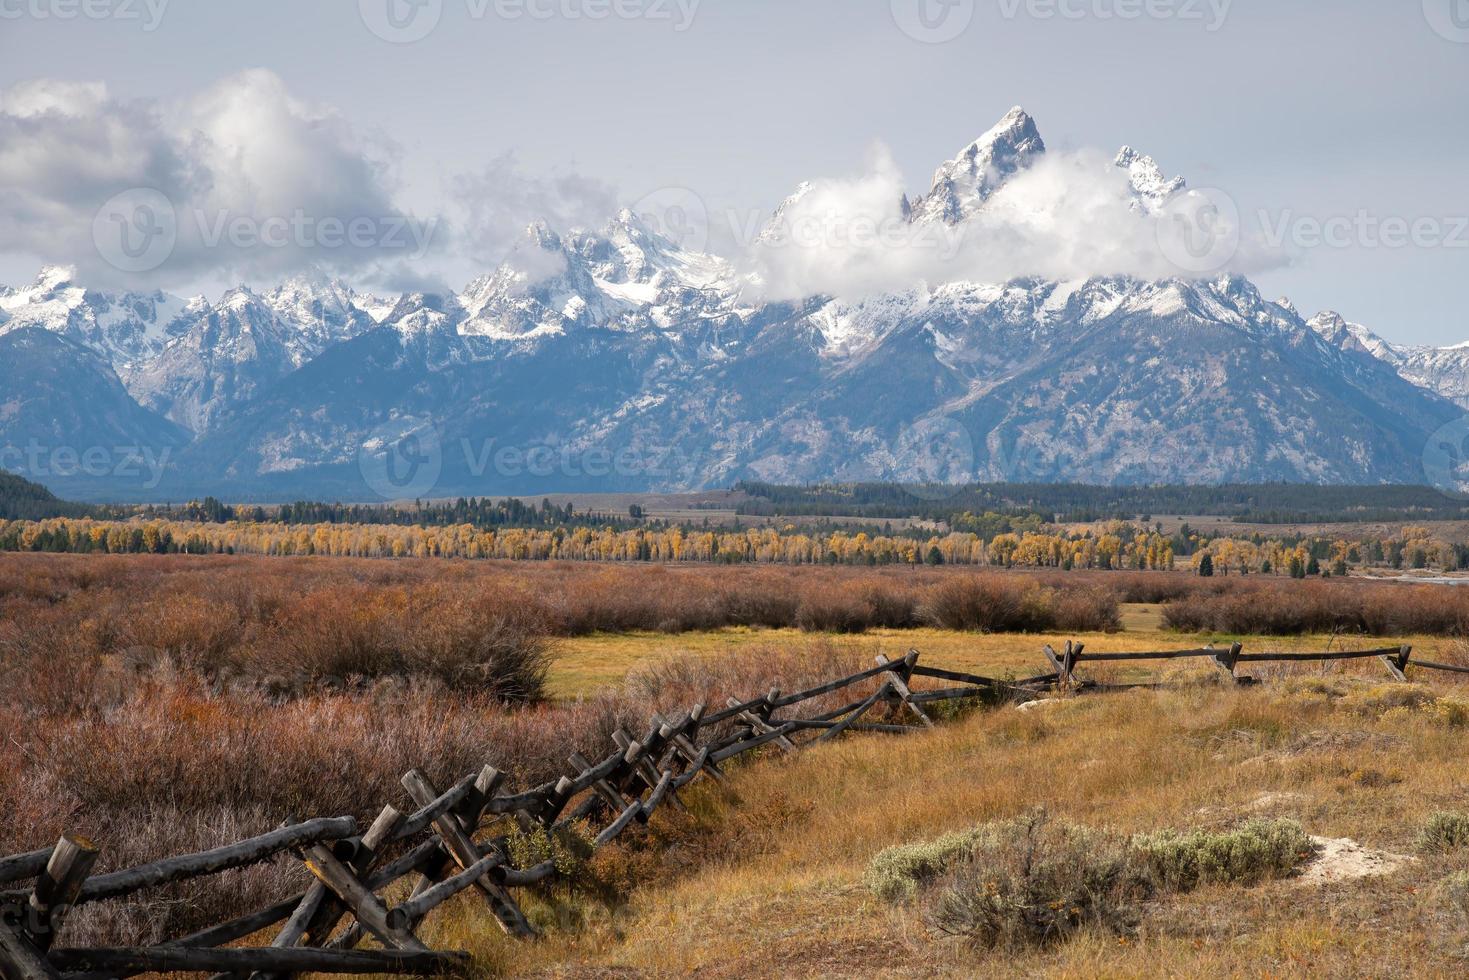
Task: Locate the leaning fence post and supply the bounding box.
[1043,643,1073,689]
[1208,642,1243,682]
[26,833,98,951]
[1380,644,1413,682]
[875,652,935,728]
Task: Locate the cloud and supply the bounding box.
[742,144,1283,303]
[448,154,619,266]
[0,70,434,289]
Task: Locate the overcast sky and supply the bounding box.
[1,0,1465,344]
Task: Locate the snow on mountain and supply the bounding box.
[907,107,1046,224]
[1114,146,1186,213]
[1311,311,1469,408]
[0,266,192,368]
[455,212,742,342]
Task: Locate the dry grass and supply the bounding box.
[401,678,1469,978]
[8,553,1469,973]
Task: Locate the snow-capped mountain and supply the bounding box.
[0,268,380,432]
[1310,312,1469,409]
[907,107,1046,224]
[1,107,1462,501]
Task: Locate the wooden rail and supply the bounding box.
[0,641,1454,979]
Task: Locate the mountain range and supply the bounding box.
[1,107,1464,503]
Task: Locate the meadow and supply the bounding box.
[4,552,1469,975]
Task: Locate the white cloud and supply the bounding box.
[448,154,618,267]
[0,71,432,289]
[742,144,1282,303]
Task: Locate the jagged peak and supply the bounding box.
[909,107,1046,225]
[1114,146,1186,213]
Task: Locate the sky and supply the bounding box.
[0,0,1466,344]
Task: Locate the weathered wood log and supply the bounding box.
[909,664,1007,687]
[663,724,725,784]
[459,766,506,836]
[165,894,303,949]
[709,721,802,764]
[257,805,405,980]
[1206,642,1243,681]
[875,653,934,729]
[769,660,898,709]
[907,686,999,704]
[1043,644,1072,688]
[1380,645,1413,682]
[367,841,446,892]
[566,749,630,797]
[385,851,501,932]
[727,697,797,752]
[671,748,713,790]
[300,844,426,952]
[24,834,97,951]
[47,946,467,977]
[612,730,665,794]
[1070,648,1220,662]
[492,860,557,888]
[817,681,892,744]
[593,800,644,848]
[0,850,53,888]
[569,752,634,817]
[1234,647,1405,663]
[1406,657,1469,676]
[393,775,477,842]
[61,818,356,906]
[639,771,676,819]
[780,718,914,735]
[400,770,534,938]
[536,778,578,829]
[0,918,60,980]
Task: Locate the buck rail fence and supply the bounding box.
[1,642,1463,979]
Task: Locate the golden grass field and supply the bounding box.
[542,601,1462,699]
[398,615,1469,977]
[414,675,1469,978]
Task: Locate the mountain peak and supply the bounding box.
[35,265,76,291]
[908,107,1046,224]
[1114,146,1186,213]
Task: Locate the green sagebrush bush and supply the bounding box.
[867,813,1315,949]
[1132,818,1315,891]
[1417,812,1469,854]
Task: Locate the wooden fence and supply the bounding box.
[1,642,1462,979]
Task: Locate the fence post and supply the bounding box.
[1208,642,1243,682]
[875,652,935,728]
[25,834,98,952]
[399,770,535,938]
[1043,643,1074,689]
[1379,645,1413,682]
